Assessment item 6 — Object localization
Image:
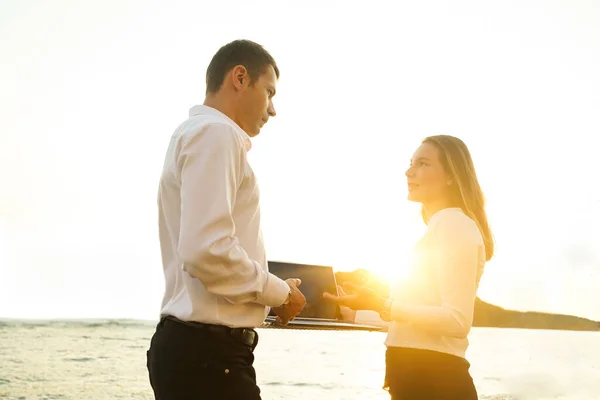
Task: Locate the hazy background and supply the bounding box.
[1,0,599,321]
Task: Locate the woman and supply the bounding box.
[324,135,494,400]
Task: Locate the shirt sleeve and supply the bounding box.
[354,310,390,328]
[390,214,481,338]
[176,123,290,307]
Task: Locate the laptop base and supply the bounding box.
[261,316,384,331]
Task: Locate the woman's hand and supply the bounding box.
[334,286,357,322]
[323,282,387,312]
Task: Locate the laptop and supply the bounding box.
[263,261,383,331]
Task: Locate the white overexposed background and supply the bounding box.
[1,0,599,321]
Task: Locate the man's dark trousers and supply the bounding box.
[147,316,262,400]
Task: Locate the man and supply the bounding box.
[147,39,306,400]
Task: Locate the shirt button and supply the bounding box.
[224,369,230,374]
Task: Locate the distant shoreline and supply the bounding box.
[1,269,598,332]
[473,297,600,332]
[1,312,598,332]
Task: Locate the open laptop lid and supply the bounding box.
[267,261,339,320]
[265,261,384,331]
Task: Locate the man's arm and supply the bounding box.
[176,123,289,307]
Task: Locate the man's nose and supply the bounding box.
[268,102,276,117]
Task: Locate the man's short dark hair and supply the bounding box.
[205,39,280,94]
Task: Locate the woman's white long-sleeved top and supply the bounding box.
[361,207,486,359]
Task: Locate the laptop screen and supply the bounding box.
[267,261,339,319]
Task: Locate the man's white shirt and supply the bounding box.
[157,105,290,328]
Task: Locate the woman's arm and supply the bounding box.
[354,310,390,328]
[338,306,390,328]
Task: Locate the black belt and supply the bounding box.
[161,315,259,351]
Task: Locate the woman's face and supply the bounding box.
[405,142,451,204]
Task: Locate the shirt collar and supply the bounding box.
[428,207,462,226]
[189,105,252,151]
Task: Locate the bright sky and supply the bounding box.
[1,0,599,321]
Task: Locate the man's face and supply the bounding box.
[237,65,277,137]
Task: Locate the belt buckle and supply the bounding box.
[238,328,257,348]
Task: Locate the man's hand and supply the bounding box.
[323,282,387,312]
[272,278,306,325]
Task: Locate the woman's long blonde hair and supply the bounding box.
[422,135,495,262]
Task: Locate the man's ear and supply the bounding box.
[231,65,248,90]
